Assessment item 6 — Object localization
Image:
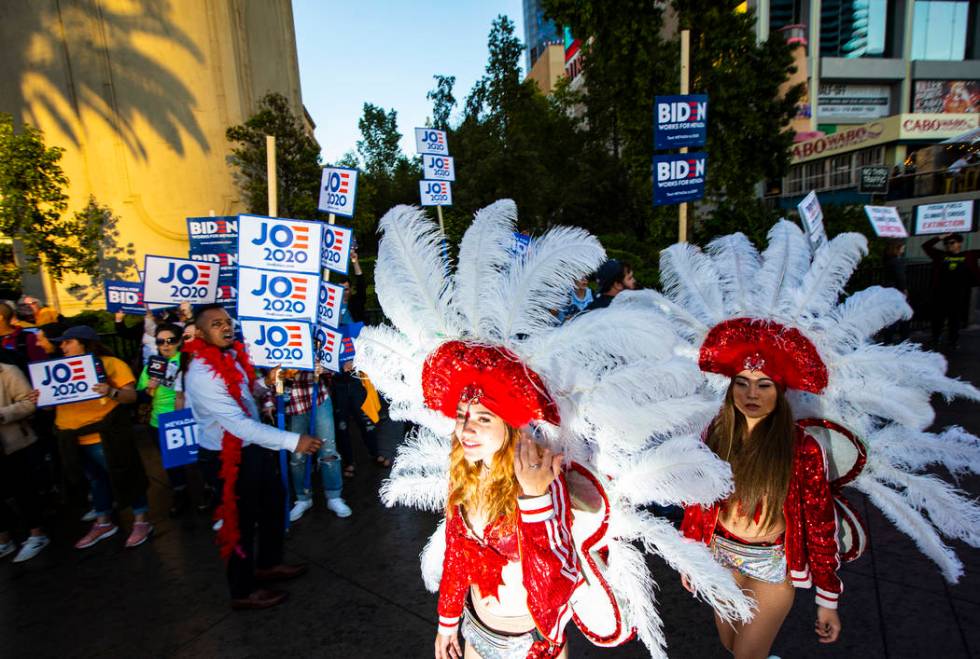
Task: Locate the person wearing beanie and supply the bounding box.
[585,259,636,311]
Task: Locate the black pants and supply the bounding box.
[197,447,222,509]
[931,289,970,346]
[227,444,285,598]
[0,443,44,534]
[332,375,373,465]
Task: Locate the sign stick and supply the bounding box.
[678,29,690,243]
[266,135,277,218]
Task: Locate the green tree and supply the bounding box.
[427,75,457,130]
[226,93,323,219]
[65,197,137,302]
[357,103,403,178]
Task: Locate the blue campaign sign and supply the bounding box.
[339,322,363,365]
[653,152,708,206]
[187,216,239,254]
[190,251,238,280]
[654,95,708,149]
[104,280,145,315]
[157,409,199,469]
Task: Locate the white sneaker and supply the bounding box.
[212,518,223,532]
[289,499,313,522]
[80,508,98,522]
[326,497,352,518]
[13,535,49,563]
[0,541,15,559]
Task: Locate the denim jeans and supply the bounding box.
[288,398,343,501]
[80,442,149,516]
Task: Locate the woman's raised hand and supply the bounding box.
[514,431,562,497]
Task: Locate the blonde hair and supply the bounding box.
[447,425,521,526]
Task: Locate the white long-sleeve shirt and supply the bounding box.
[184,351,299,452]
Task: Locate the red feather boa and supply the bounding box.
[183,338,257,561]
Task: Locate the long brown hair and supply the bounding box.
[706,379,796,530]
[447,425,521,526]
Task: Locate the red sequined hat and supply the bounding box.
[421,340,561,428]
[698,318,828,393]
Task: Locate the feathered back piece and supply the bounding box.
[640,220,980,582]
[355,201,753,658]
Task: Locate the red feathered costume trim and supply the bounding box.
[182,338,257,561]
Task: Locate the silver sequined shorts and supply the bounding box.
[461,602,536,659]
[709,533,787,584]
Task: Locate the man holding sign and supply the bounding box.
[183,304,322,610]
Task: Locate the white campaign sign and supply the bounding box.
[797,191,827,251]
[237,214,322,274]
[143,255,218,305]
[237,267,319,322]
[241,319,315,371]
[315,325,344,373]
[317,281,345,329]
[29,354,102,408]
[864,206,908,238]
[322,224,353,274]
[915,201,974,235]
[422,154,455,181]
[420,180,452,206]
[318,167,359,217]
[414,127,449,155]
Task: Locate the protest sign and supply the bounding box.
[914,201,975,235]
[339,322,363,365]
[143,255,218,305]
[422,155,456,181]
[654,94,708,149]
[237,214,322,275]
[420,180,453,206]
[190,251,238,281]
[864,206,908,238]
[318,167,359,217]
[241,319,315,371]
[104,280,145,315]
[157,409,199,469]
[186,216,238,253]
[217,282,238,316]
[797,191,828,251]
[317,280,344,329]
[415,127,449,155]
[322,224,353,275]
[146,355,169,380]
[29,355,102,408]
[653,153,707,205]
[314,324,343,373]
[237,267,319,323]
[509,232,531,259]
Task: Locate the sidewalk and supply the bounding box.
[3,333,980,658]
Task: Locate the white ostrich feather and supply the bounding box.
[375,205,459,347]
[614,289,710,342]
[389,426,452,479]
[420,519,447,592]
[380,473,448,512]
[752,220,811,316]
[871,425,980,475]
[787,232,867,318]
[613,434,733,506]
[604,533,668,659]
[659,242,725,326]
[826,286,911,348]
[452,200,519,336]
[706,232,761,316]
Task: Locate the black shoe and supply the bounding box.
[169,489,190,517]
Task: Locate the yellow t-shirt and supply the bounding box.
[35,307,59,325]
[55,356,135,445]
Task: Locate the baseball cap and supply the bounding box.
[48,325,100,343]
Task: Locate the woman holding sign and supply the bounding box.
[31,326,152,550]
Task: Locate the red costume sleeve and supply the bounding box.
[436,511,470,635]
[517,474,580,645]
[799,435,843,609]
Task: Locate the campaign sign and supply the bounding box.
[190,251,237,281]
[322,224,353,275]
[237,214,322,275]
[29,354,102,408]
[420,180,453,206]
[318,167,359,217]
[415,127,449,155]
[339,322,363,365]
[237,267,319,323]
[217,282,238,316]
[314,324,344,373]
[915,201,975,235]
[318,281,344,329]
[423,155,456,181]
[143,255,218,305]
[654,94,708,149]
[187,216,238,254]
[157,409,199,469]
[104,280,145,315]
[509,232,531,259]
[241,319,315,371]
[797,191,828,251]
[864,206,908,238]
[652,153,707,206]
[146,355,169,380]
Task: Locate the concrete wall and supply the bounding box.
[0,0,305,313]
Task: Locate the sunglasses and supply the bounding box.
[155,337,181,346]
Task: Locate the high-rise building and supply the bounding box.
[0,0,309,313]
[523,0,561,72]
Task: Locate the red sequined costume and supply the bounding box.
[681,422,842,609]
[437,474,580,656]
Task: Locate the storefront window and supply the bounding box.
[785,164,805,195]
[804,160,827,191]
[830,154,854,187]
[911,1,969,61]
[820,0,888,58]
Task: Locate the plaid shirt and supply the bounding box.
[282,371,331,416]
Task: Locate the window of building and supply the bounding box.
[855,146,885,168]
[911,1,970,61]
[829,154,854,187]
[820,0,889,58]
[804,160,827,191]
[785,164,805,195]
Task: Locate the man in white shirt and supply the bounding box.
[185,305,322,610]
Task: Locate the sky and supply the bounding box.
[293,0,525,164]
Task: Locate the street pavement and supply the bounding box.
[3,331,980,658]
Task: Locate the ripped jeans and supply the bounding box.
[288,398,343,501]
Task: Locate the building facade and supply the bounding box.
[0,0,307,313]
